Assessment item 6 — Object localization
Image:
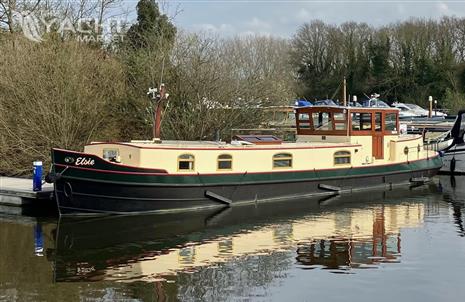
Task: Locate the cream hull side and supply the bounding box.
[83,135,434,174]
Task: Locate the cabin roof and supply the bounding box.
[87,133,419,150]
[87,140,363,150]
[297,105,400,111]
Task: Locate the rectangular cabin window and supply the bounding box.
[351,113,360,130]
[312,112,332,131]
[217,154,232,170]
[179,161,194,171]
[352,113,372,131]
[103,149,120,162]
[333,112,345,121]
[298,113,310,128]
[385,113,397,131]
[178,154,195,171]
[334,151,351,165]
[273,153,293,168]
[218,161,232,170]
[375,113,382,131]
[333,112,347,130]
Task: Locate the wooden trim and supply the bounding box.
[391,135,423,143]
[296,106,400,137]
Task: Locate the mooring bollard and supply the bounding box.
[33,161,43,192]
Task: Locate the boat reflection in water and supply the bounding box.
[295,211,402,271]
[52,184,439,283]
[440,175,465,236]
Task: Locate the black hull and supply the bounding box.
[55,167,440,215]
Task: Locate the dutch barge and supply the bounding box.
[50,104,442,215]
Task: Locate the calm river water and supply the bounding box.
[1,175,465,302]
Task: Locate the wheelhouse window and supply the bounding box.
[334,151,351,165]
[333,112,347,130]
[385,113,397,131]
[273,153,293,168]
[375,112,382,131]
[312,112,332,131]
[295,107,348,135]
[217,154,232,170]
[298,113,310,128]
[352,113,372,131]
[178,154,195,171]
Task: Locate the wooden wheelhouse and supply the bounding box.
[295,106,400,160]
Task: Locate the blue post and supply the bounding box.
[33,161,42,192]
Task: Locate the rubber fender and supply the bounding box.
[451,157,456,173]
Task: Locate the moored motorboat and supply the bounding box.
[435,110,465,174]
[49,100,442,215]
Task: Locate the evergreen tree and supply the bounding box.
[126,0,176,50]
[118,0,177,140]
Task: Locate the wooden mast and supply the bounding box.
[343,77,347,106]
[149,84,168,142]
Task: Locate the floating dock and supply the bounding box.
[0,177,53,207]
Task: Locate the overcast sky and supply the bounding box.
[135,0,465,38]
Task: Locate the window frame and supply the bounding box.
[351,112,373,131]
[295,107,348,135]
[296,107,399,136]
[334,150,351,166]
[103,148,120,162]
[384,112,398,132]
[273,153,293,169]
[177,154,195,171]
[217,154,233,171]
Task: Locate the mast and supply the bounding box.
[343,76,347,106]
[148,84,169,142]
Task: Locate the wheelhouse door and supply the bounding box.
[372,112,384,159]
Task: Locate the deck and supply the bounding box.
[0,177,53,206]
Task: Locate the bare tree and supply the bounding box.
[161,32,295,141]
[0,36,126,174]
[0,0,41,33]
